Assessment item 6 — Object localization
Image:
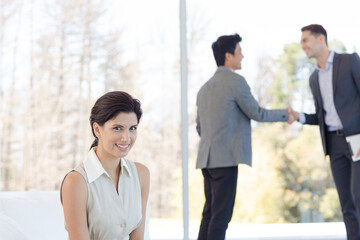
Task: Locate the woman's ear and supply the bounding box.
[93,122,101,138]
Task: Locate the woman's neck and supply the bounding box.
[95,147,121,177]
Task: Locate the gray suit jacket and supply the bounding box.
[196,66,289,169]
[304,52,360,155]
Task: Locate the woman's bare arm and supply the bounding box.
[61,171,90,240]
[130,162,150,240]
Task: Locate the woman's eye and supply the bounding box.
[114,127,121,131]
[130,126,137,131]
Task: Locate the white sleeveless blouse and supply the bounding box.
[72,148,142,240]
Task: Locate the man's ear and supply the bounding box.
[93,122,101,138]
[224,52,232,65]
[225,52,231,61]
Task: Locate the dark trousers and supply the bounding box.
[198,166,238,240]
[327,131,360,240]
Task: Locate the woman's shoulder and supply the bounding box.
[63,171,87,185]
[62,171,87,192]
[134,162,150,178]
[60,171,88,204]
[133,162,150,188]
[122,158,149,176]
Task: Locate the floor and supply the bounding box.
[148,219,346,240]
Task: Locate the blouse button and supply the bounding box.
[121,223,126,228]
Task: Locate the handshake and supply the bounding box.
[286,107,299,124]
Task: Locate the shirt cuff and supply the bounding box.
[299,113,306,124]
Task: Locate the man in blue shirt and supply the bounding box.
[289,24,360,240]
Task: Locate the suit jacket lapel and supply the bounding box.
[332,53,340,94]
[312,71,322,107]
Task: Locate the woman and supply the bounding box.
[61,91,150,240]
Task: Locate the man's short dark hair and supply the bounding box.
[301,24,328,46]
[212,33,242,66]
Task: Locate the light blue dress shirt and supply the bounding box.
[299,51,343,131]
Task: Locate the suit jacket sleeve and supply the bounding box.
[352,52,360,94]
[196,106,201,136]
[232,75,289,122]
[302,71,321,125]
[304,113,319,125]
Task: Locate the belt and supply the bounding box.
[328,129,344,136]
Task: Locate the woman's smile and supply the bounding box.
[115,143,130,151]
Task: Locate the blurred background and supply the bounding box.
[0,0,359,235]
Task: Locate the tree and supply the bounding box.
[0,0,23,190]
[1,0,142,190]
[253,54,277,108]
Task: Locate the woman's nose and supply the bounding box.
[120,131,129,142]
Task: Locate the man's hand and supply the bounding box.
[356,148,360,159]
[286,107,299,124]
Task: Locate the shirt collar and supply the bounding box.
[315,50,334,71]
[217,66,234,73]
[83,147,132,183]
[120,157,133,178]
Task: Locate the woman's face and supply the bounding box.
[94,112,138,161]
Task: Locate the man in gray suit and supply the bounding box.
[289,24,360,240]
[196,33,293,240]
